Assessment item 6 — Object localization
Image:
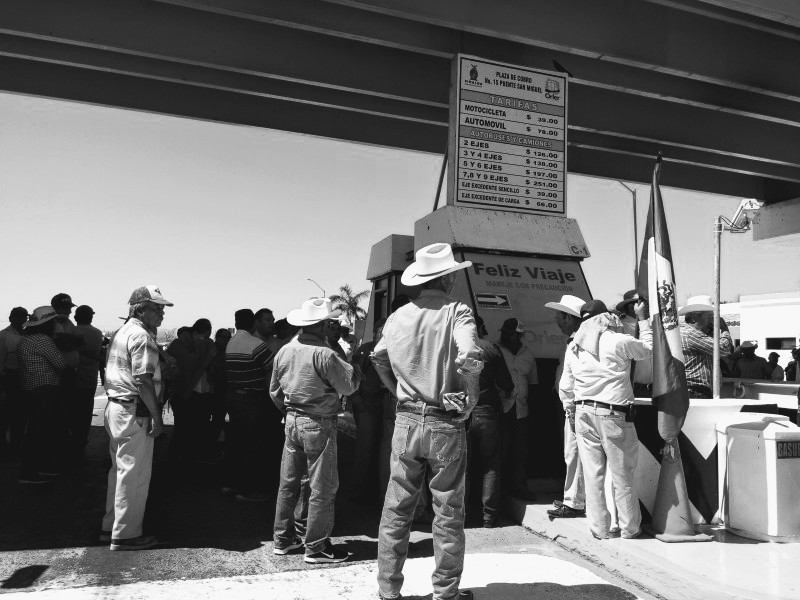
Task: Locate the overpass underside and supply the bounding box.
[2,0,800,207]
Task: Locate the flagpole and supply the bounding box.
[713,216,723,399]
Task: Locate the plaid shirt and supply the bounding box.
[680,323,733,390]
[17,334,65,391]
[105,318,161,401]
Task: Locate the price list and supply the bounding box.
[448,55,568,216]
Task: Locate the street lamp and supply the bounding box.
[712,200,761,398]
[306,278,326,298]
[616,180,639,287]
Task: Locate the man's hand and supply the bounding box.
[567,410,576,433]
[148,415,164,438]
[633,300,649,321]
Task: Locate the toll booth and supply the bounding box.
[365,205,593,476]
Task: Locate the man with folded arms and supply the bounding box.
[270,298,362,564]
[101,285,172,551]
[372,242,482,600]
[559,299,651,540]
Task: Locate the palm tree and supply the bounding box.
[330,284,369,326]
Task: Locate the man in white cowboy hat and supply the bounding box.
[372,242,482,600]
[270,297,363,564]
[101,285,172,551]
[678,294,733,398]
[543,294,587,519]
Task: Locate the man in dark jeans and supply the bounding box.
[349,318,388,505]
[224,309,275,502]
[468,316,513,528]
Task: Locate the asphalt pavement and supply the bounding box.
[0,395,655,600]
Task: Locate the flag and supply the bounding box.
[636,154,689,442]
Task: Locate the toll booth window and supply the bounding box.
[765,337,797,350]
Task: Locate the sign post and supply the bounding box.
[448,55,568,216]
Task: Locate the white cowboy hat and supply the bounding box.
[400,243,472,286]
[544,294,585,318]
[678,294,714,315]
[287,297,342,327]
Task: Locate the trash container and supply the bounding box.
[715,413,790,525]
[719,416,800,542]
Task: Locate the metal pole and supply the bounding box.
[432,143,449,212]
[617,180,638,287]
[306,278,325,298]
[713,216,722,399]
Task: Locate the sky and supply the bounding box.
[1,92,797,333]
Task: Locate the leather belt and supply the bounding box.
[576,400,629,414]
[397,400,452,418]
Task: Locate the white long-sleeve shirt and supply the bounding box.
[559,321,652,410]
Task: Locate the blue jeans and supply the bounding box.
[273,412,338,554]
[377,409,467,600]
[466,406,500,521]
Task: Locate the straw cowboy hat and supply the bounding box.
[678,294,714,315]
[400,243,472,286]
[23,306,63,329]
[544,295,585,318]
[287,297,342,327]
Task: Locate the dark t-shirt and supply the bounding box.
[476,338,514,409]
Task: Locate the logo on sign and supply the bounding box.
[777,441,800,459]
[470,64,479,81]
[476,293,511,310]
[545,78,561,101]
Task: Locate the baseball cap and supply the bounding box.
[128,285,174,306]
[51,293,76,310]
[500,317,525,333]
[580,299,609,320]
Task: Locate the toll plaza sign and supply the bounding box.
[451,252,590,359]
[448,55,568,216]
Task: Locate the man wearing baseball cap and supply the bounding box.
[543,295,586,519]
[270,297,363,564]
[51,293,76,318]
[100,285,172,551]
[372,242,482,600]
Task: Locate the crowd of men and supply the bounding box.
[0,246,798,598]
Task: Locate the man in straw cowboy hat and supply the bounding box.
[543,294,587,519]
[372,242,483,600]
[616,290,654,398]
[101,285,173,551]
[678,294,733,399]
[270,297,363,564]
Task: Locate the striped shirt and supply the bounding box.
[225,330,274,391]
[105,319,161,401]
[17,333,65,391]
[680,323,733,391]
